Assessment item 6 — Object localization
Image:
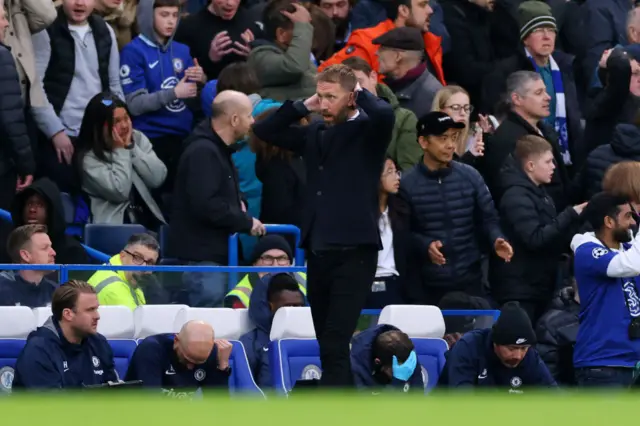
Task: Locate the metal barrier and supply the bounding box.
[0,208,110,264]
[0,264,501,320]
[228,224,305,288]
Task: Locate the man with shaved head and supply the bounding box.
[168,89,266,308]
[125,320,233,398]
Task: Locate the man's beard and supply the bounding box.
[614,227,633,244]
[322,106,352,126]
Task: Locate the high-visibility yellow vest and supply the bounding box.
[88,254,146,311]
[225,272,307,308]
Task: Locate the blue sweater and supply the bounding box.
[0,272,57,308]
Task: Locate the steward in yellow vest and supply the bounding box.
[225,271,307,309]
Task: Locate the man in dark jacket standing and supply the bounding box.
[400,111,513,305]
[535,283,580,386]
[439,302,557,389]
[6,178,87,265]
[491,136,585,322]
[482,1,583,168]
[484,71,572,211]
[12,280,119,389]
[168,90,266,308]
[239,273,305,387]
[0,2,35,209]
[350,324,423,393]
[252,64,395,387]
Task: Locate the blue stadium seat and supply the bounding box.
[61,192,83,238]
[229,341,264,395]
[108,339,137,379]
[0,307,37,393]
[0,339,25,393]
[268,307,320,394]
[84,224,146,255]
[378,305,448,392]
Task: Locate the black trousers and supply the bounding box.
[307,246,377,387]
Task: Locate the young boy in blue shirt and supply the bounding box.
[119,0,206,196]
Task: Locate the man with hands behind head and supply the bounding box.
[125,320,232,398]
[253,64,395,387]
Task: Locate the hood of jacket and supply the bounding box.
[376,83,399,110]
[251,39,282,52]
[247,273,273,337]
[136,0,181,52]
[570,232,605,254]
[610,123,640,157]
[26,316,88,356]
[350,324,400,386]
[11,178,67,241]
[498,155,545,196]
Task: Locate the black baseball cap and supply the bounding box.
[372,27,425,51]
[417,111,465,137]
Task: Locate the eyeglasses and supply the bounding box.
[259,255,290,266]
[444,104,474,114]
[383,169,401,178]
[530,27,557,36]
[124,250,156,266]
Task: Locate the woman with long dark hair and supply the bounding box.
[365,157,416,308]
[75,93,167,229]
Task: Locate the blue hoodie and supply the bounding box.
[119,0,194,138]
[239,274,273,388]
[0,272,57,308]
[12,317,118,389]
[350,324,424,393]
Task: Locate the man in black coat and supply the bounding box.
[490,135,585,322]
[535,284,580,386]
[168,90,266,307]
[482,1,583,168]
[400,111,513,305]
[0,6,35,209]
[252,64,395,387]
[484,71,573,211]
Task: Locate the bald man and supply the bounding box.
[167,89,266,307]
[125,321,233,398]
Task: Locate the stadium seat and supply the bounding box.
[269,307,320,394]
[60,192,75,224]
[108,339,137,380]
[133,305,188,339]
[172,308,263,394]
[378,305,448,392]
[0,307,36,393]
[98,306,135,339]
[84,224,147,256]
[33,307,52,327]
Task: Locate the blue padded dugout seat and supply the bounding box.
[268,307,320,394]
[96,306,136,379]
[0,307,37,393]
[108,340,137,379]
[378,305,448,392]
[173,307,263,395]
[84,224,146,256]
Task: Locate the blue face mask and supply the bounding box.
[392,351,417,382]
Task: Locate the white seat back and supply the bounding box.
[269,307,315,340]
[0,307,36,338]
[378,305,445,338]
[133,305,187,338]
[98,306,135,339]
[174,308,247,340]
[235,309,254,336]
[32,307,52,327]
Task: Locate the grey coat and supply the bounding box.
[82,130,167,225]
[394,69,443,120]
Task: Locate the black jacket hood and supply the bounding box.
[11,178,67,241]
[610,123,640,157]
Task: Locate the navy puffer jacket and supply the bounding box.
[400,161,503,290]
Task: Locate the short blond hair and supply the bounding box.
[317,64,357,92]
[7,224,48,263]
[602,161,640,203]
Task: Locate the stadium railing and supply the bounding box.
[0,264,500,320]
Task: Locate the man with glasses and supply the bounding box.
[224,235,306,309]
[88,233,160,310]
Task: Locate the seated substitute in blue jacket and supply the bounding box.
[125,320,232,398]
[239,272,305,387]
[12,280,119,389]
[439,302,557,392]
[350,324,423,393]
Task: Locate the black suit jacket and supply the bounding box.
[252,89,395,249]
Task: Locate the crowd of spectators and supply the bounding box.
[2,0,640,391]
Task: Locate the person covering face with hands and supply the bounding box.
[401,111,511,304]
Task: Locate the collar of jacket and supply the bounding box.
[506,110,544,135]
[108,254,129,284]
[197,120,241,154]
[0,42,10,51]
[417,160,453,180]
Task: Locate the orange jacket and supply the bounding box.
[318,19,445,85]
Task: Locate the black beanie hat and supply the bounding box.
[492,302,536,346]
[250,235,294,264]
